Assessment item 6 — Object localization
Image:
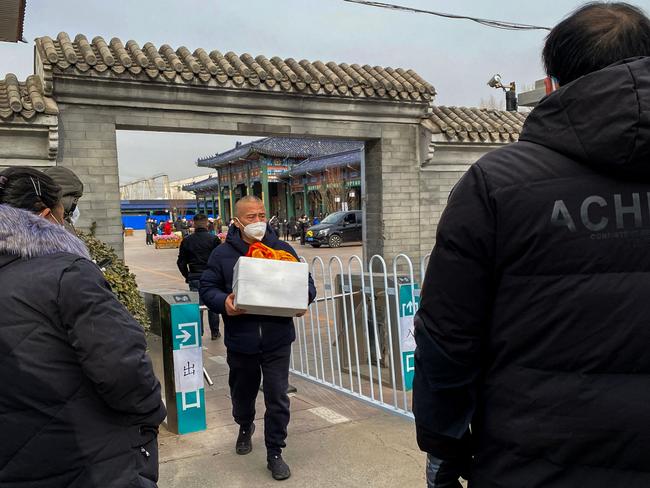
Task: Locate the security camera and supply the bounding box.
[487,74,502,88]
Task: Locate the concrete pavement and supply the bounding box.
[124,231,428,487]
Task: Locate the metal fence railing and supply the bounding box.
[290,253,430,418]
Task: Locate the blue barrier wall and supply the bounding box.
[121,214,215,230]
[122,215,148,230]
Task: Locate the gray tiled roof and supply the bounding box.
[182,175,219,192]
[422,106,528,143]
[34,33,436,102]
[197,137,364,168]
[0,73,58,121]
[287,148,362,177]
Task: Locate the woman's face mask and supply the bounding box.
[70,206,81,226]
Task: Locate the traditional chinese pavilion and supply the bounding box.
[187,137,362,221]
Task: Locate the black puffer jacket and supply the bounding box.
[0,205,166,488]
[413,57,650,487]
[176,227,220,282]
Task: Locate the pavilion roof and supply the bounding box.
[197,137,363,168]
[287,148,361,177]
[182,175,219,193]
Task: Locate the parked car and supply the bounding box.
[305,210,362,248]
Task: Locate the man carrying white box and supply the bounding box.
[200,196,316,481]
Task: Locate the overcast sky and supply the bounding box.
[1,0,636,183]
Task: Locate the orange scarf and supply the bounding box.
[246,242,298,262]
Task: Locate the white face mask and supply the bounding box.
[70,206,80,225]
[237,219,267,241]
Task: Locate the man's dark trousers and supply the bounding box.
[188,280,220,337]
[227,344,291,456]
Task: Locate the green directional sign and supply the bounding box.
[171,303,206,434]
[398,283,420,391]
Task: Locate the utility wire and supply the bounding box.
[343,0,551,31]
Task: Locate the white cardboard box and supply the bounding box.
[233,256,309,317]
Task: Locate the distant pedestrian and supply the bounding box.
[177,214,221,340]
[145,218,154,245]
[281,219,288,241]
[298,215,308,245]
[163,220,172,235]
[269,215,280,236]
[174,217,183,233]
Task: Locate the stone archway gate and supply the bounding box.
[1,32,436,258]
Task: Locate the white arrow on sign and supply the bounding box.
[175,329,192,344]
[175,322,200,349]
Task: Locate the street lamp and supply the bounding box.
[487,74,518,112]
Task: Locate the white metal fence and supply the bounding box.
[290,253,430,418]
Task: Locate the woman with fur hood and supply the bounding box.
[0,167,166,488]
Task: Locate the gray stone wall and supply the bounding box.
[57,105,123,255]
[418,141,502,259]
[373,124,422,261]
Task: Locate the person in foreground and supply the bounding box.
[177,213,222,339]
[412,3,650,487]
[0,167,166,488]
[200,196,316,481]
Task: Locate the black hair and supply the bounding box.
[0,166,62,213]
[543,2,650,85]
[193,213,209,227]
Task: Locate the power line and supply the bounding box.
[343,0,551,31]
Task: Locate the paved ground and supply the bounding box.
[124,231,428,488]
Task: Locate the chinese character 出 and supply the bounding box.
[183,361,196,377]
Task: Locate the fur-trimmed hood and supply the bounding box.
[0,204,90,260]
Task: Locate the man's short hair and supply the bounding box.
[543,2,650,86]
[193,213,208,227]
[234,195,264,217]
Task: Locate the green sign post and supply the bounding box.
[398,283,420,391]
[170,302,206,434]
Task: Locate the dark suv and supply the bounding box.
[305,210,362,248]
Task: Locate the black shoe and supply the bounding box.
[267,455,291,481]
[236,423,255,455]
[211,332,221,341]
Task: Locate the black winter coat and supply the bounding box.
[413,57,650,487]
[200,225,316,354]
[176,227,220,282]
[0,205,166,488]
